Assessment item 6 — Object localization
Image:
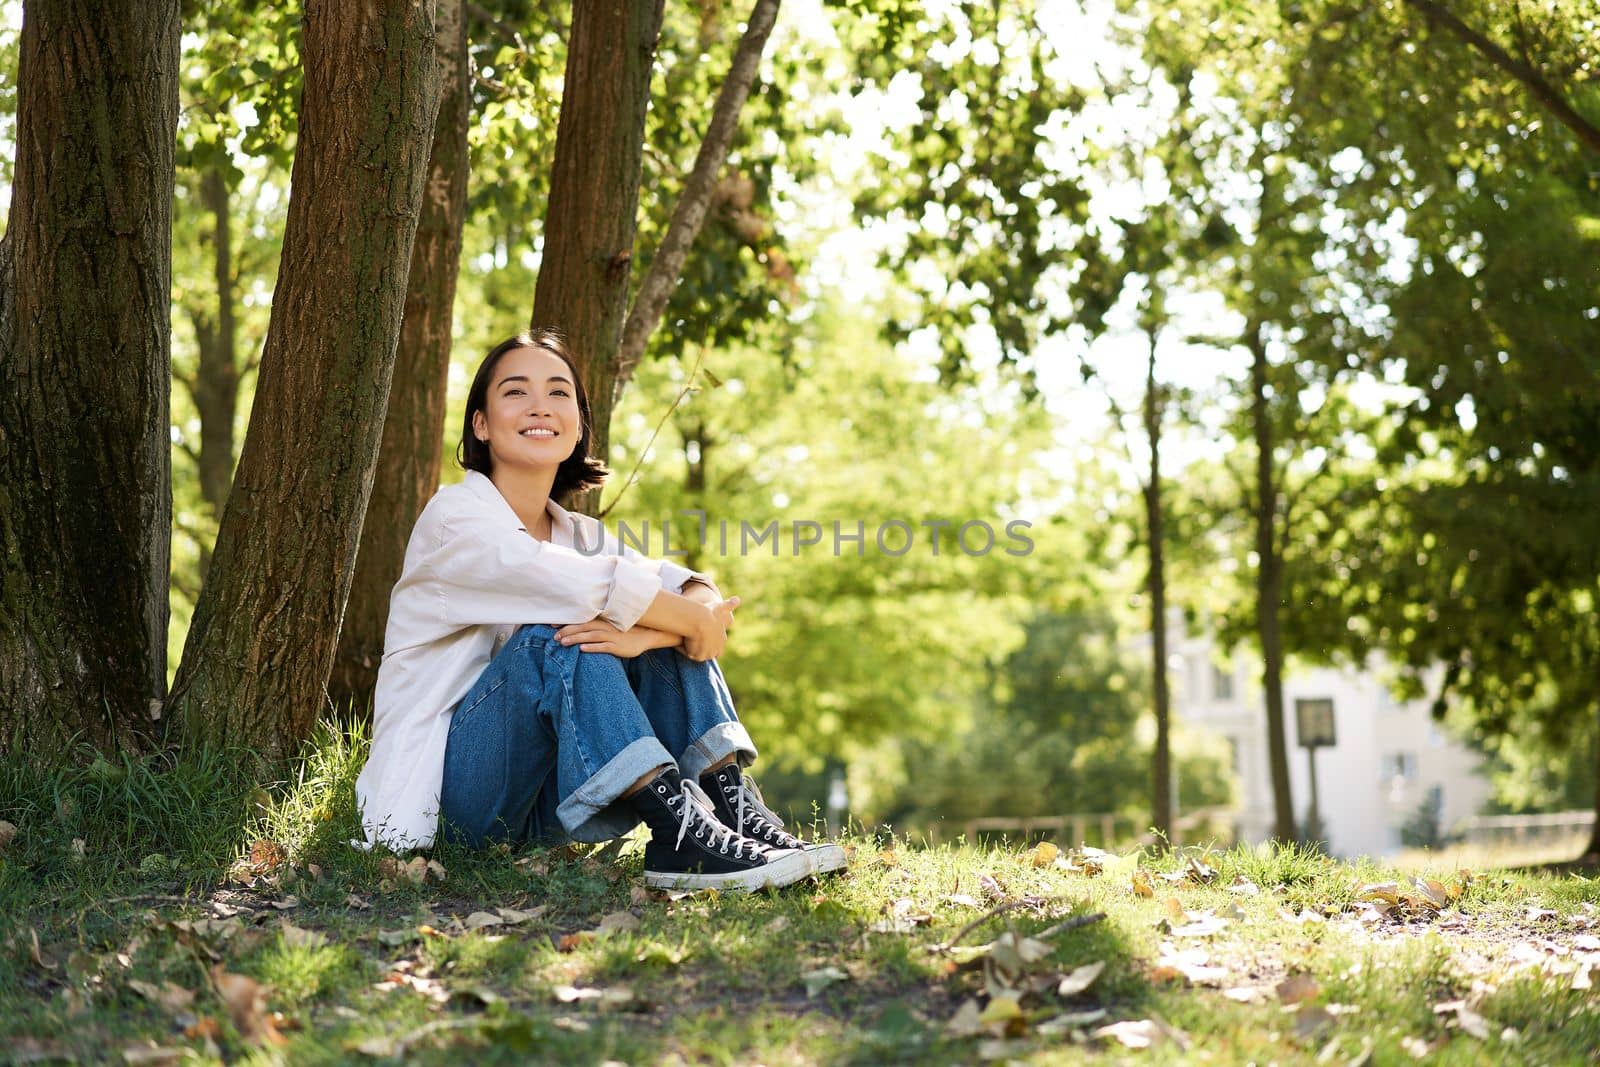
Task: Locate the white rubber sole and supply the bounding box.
[805,842,849,875]
[643,847,813,892]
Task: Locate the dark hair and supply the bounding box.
[457,329,609,502]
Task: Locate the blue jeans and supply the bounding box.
[438,624,756,847]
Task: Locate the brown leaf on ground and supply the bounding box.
[1228,875,1261,896]
[1093,1019,1187,1050]
[280,923,327,949]
[1276,974,1321,1005]
[247,840,287,872]
[1131,870,1154,898]
[496,905,546,925]
[1056,960,1106,997]
[1027,842,1060,868]
[1155,944,1228,986]
[210,965,286,1046]
[979,873,1007,901]
[1292,1003,1333,1041]
[0,820,17,852]
[801,966,849,997]
[947,998,985,1038]
[128,980,196,1014]
[513,855,548,876]
[464,911,504,931]
[943,893,983,909]
[121,1042,186,1065]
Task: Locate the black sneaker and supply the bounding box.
[626,767,811,892]
[700,763,848,877]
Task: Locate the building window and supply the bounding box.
[1212,664,1235,702]
[1382,751,1417,784]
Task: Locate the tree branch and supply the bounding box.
[614,0,782,394]
[1403,0,1600,155]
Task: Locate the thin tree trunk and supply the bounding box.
[1585,699,1600,860]
[613,0,783,397]
[1250,324,1297,843]
[167,0,442,758]
[1403,0,1600,156]
[194,167,241,519]
[531,0,667,489]
[0,0,179,759]
[330,0,470,715]
[1144,335,1173,841]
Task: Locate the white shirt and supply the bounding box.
[354,470,703,850]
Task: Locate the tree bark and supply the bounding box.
[531,0,666,487]
[167,0,442,758]
[0,0,179,759]
[1143,335,1173,841]
[1403,0,1600,156]
[1585,698,1600,860]
[192,167,241,520]
[329,0,470,715]
[1250,324,1298,843]
[613,0,783,398]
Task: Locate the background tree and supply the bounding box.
[167,1,443,757]
[329,0,471,711]
[0,0,180,759]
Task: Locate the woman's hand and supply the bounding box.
[681,596,740,662]
[556,619,674,658]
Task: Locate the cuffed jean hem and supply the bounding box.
[679,721,758,780]
[555,735,674,844]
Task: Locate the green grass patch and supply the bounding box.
[3,736,1599,1064]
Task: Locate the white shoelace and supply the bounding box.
[724,773,793,845]
[669,778,760,860]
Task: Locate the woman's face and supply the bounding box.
[471,344,582,475]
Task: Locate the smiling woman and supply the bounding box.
[354,329,846,894]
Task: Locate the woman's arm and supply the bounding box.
[633,587,739,661]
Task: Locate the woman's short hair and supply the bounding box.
[456,328,609,501]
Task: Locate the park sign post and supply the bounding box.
[1296,698,1336,847]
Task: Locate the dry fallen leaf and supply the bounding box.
[1056,960,1106,997]
[121,1042,186,1065]
[1292,1003,1333,1041]
[553,984,635,1008]
[464,911,504,931]
[1227,875,1261,896]
[0,820,17,852]
[1027,841,1060,868]
[978,995,1024,1026]
[1131,870,1154,898]
[947,998,985,1038]
[1276,974,1321,1005]
[801,966,849,997]
[943,893,982,909]
[979,873,1007,901]
[127,980,195,1014]
[1093,1019,1167,1049]
[211,965,285,1047]
[496,905,545,925]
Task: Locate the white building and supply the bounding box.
[1170,630,1490,859]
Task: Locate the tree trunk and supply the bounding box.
[1250,325,1297,843]
[613,0,783,396]
[531,0,666,489]
[329,0,469,715]
[193,167,241,519]
[167,0,442,758]
[0,0,179,759]
[1144,337,1173,841]
[1585,699,1600,860]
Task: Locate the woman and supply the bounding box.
[355,329,845,891]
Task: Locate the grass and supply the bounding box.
[3,730,1600,1064]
